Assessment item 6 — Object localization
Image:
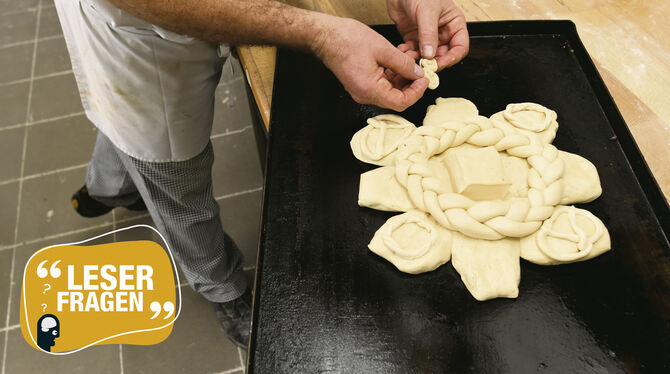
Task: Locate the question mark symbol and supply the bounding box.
[42,283,51,294]
[36,260,62,278]
[149,301,175,320]
[41,304,47,312]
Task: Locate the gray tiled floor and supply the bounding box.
[0,0,263,372]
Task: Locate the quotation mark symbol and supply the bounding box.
[36,260,62,279]
[149,301,175,320]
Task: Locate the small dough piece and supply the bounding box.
[445,146,511,200]
[558,151,602,204]
[420,58,439,89]
[451,233,521,301]
[351,114,415,166]
[520,206,610,265]
[490,103,558,144]
[359,166,414,212]
[369,210,452,274]
[500,153,530,198]
[424,97,479,126]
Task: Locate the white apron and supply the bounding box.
[54,0,229,162]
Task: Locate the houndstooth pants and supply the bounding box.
[86,131,247,303]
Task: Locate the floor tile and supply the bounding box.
[4,328,120,374]
[0,127,24,182]
[212,76,254,136]
[0,182,19,246]
[34,35,70,76]
[29,72,82,122]
[0,249,13,326]
[218,190,263,268]
[0,9,37,46]
[9,224,113,326]
[0,81,29,128]
[211,129,263,198]
[37,5,62,39]
[17,167,111,242]
[0,43,33,84]
[122,286,242,374]
[23,114,96,176]
[0,0,39,14]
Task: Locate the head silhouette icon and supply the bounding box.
[37,314,60,352]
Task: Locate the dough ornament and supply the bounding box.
[352,98,610,300]
[350,114,415,166]
[521,206,610,265]
[368,210,452,274]
[420,58,439,90]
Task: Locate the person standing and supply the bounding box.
[56,0,469,348]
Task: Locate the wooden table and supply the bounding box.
[237,0,670,201]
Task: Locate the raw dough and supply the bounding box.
[490,103,558,145]
[424,98,479,126]
[558,151,602,204]
[350,114,415,166]
[350,98,609,300]
[368,210,452,274]
[420,58,439,90]
[451,233,521,301]
[359,166,414,212]
[520,206,610,265]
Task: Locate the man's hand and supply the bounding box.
[313,17,429,112]
[388,0,469,70]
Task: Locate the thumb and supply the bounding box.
[416,6,439,59]
[378,45,425,81]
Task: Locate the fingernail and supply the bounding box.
[414,64,424,78]
[422,45,434,58]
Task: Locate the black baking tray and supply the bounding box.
[249,21,670,373]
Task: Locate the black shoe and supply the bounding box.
[213,289,252,349]
[71,185,148,218]
[71,185,113,217]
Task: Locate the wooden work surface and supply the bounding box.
[236,0,670,201]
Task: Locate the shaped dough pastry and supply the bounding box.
[423,98,479,126]
[359,166,414,212]
[490,103,558,144]
[558,151,602,204]
[369,210,452,274]
[420,58,439,90]
[351,114,415,166]
[520,206,610,265]
[451,233,521,301]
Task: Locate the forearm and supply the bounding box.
[107,0,332,52]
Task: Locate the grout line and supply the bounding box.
[217,367,244,374]
[0,69,72,87]
[112,208,117,243]
[210,125,251,140]
[0,325,18,333]
[0,111,86,134]
[0,162,89,187]
[214,187,263,201]
[7,211,151,251]
[118,344,124,374]
[3,3,42,373]
[0,34,63,50]
[237,347,246,370]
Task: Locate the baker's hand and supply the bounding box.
[313,17,428,112]
[388,0,469,70]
